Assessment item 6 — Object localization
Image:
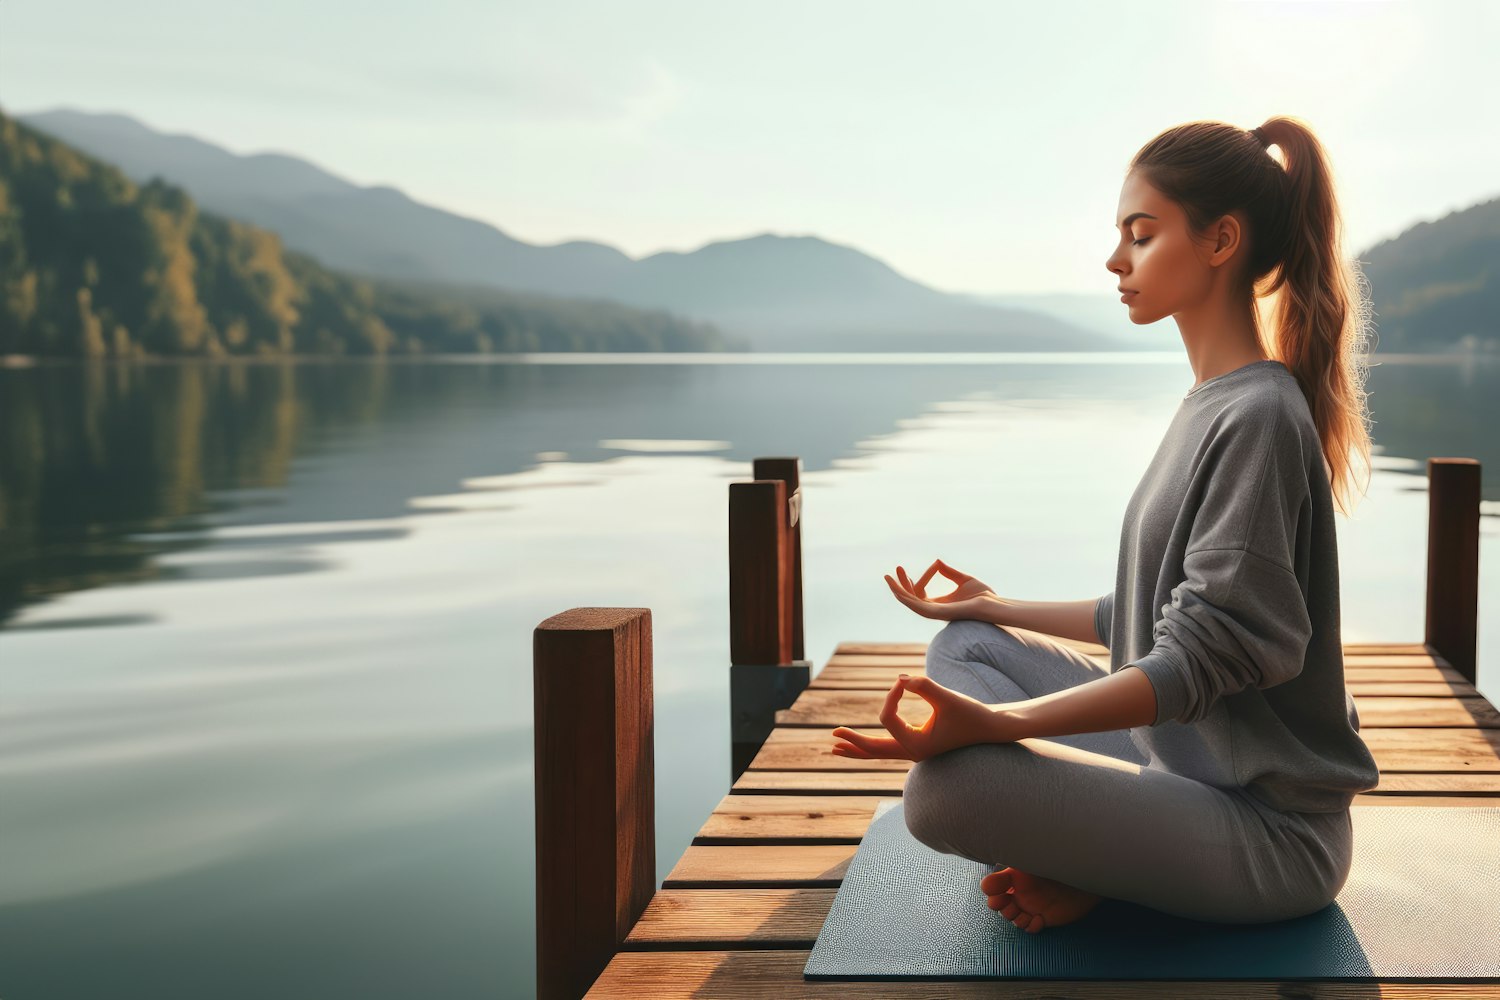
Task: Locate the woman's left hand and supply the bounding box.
[831,674,1027,763]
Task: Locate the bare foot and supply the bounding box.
[979,866,1103,933]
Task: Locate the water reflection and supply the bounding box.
[2,356,1494,627]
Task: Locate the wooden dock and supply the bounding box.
[535,456,1491,998]
[591,637,1500,997]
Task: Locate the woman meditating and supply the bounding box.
[830,116,1381,934]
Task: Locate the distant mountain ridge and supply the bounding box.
[17,108,1133,352]
[18,108,1499,354]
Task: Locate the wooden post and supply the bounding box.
[729,465,811,781]
[753,456,806,662]
[729,479,792,666]
[533,608,655,1000]
[1425,458,1480,686]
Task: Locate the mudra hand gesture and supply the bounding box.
[831,673,1026,763]
[883,558,1010,623]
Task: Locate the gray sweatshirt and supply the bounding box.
[1093,359,1380,816]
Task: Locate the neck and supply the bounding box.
[1173,293,1269,388]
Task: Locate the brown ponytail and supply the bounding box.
[1129,116,1376,516]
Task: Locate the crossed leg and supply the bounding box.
[903,619,1339,926]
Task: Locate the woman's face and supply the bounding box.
[1106,171,1242,324]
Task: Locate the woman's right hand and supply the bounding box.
[884,559,1013,623]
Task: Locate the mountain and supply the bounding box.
[16,108,1122,352]
[0,110,739,358]
[25,108,1496,354]
[1357,196,1500,353]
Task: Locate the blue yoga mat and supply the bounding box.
[805,800,1500,981]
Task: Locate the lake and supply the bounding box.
[0,352,1494,999]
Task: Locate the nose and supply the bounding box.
[1105,245,1126,276]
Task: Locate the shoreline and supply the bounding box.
[3,350,1496,368]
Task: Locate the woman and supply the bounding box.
[830,116,1381,934]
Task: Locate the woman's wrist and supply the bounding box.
[984,701,1035,742]
[974,594,1017,627]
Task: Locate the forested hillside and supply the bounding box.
[0,111,742,358]
[1358,195,1500,353]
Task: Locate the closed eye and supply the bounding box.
[1133,237,1152,246]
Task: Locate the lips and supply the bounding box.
[1120,290,1139,301]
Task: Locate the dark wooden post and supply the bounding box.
[728,463,811,781]
[1425,458,1480,686]
[729,479,791,666]
[753,456,806,662]
[533,608,655,1000]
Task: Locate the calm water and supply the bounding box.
[0,353,1495,999]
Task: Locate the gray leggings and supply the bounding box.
[901,619,1354,924]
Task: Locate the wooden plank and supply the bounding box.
[771,689,927,727]
[1345,772,1500,794]
[622,889,834,947]
[1344,682,1480,698]
[1354,697,1500,728]
[1343,666,1472,682]
[663,846,855,887]
[831,640,1439,658]
[731,769,1500,797]
[1361,728,1500,769]
[586,949,1500,997]
[747,726,1500,773]
[823,653,928,668]
[694,795,896,844]
[1343,642,1445,655]
[1351,796,1500,807]
[833,641,929,655]
[733,770,910,795]
[774,690,1500,729]
[1342,653,1453,667]
[810,667,1473,692]
[747,727,910,772]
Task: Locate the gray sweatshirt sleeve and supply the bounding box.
[1094,592,1113,650]
[1128,408,1314,726]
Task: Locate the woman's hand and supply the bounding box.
[830,673,1027,763]
[884,559,1012,624]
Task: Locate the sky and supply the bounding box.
[2,0,1497,296]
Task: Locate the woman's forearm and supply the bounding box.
[978,597,1105,645]
[995,665,1159,739]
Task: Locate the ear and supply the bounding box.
[1209,213,1247,269]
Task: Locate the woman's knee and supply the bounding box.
[926,619,1012,666]
[930,617,1004,649]
[902,745,1017,852]
[902,755,966,851]
[926,620,1022,693]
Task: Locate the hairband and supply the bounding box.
[1249,126,1270,148]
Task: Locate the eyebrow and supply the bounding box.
[1118,212,1158,229]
